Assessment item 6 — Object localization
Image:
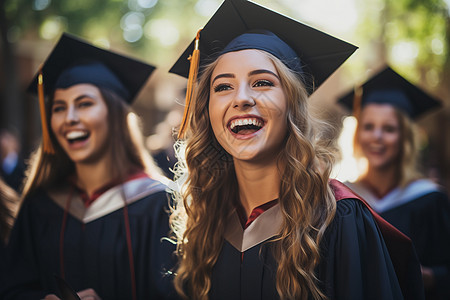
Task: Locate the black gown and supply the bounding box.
[209,180,424,300]
[0,177,178,300]
[347,179,450,299]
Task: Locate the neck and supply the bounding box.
[74,154,117,197]
[234,158,281,218]
[361,165,400,198]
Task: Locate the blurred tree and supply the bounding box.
[346,0,448,83]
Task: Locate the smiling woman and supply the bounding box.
[171,0,423,299]
[0,34,178,300]
[168,1,425,299]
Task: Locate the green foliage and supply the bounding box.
[3,0,450,86]
[354,0,449,87]
[3,0,202,63]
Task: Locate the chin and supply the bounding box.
[70,153,103,165]
[371,160,396,171]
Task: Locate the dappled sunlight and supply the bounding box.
[332,116,360,182]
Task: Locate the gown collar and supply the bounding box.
[47,176,167,223]
[345,179,439,213]
[69,171,149,207]
[224,203,283,253]
[223,179,417,252]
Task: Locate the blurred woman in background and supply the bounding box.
[340,66,450,299]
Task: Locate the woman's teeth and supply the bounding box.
[66,131,89,142]
[230,118,263,134]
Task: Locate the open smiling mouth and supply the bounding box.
[229,118,264,135]
[66,130,90,144]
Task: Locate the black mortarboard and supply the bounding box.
[28,33,156,154]
[169,0,358,138]
[170,0,357,94]
[28,33,156,103]
[338,66,442,119]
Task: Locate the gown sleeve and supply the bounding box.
[0,194,49,299]
[382,190,450,299]
[318,198,417,300]
[425,192,450,299]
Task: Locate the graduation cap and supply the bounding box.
[169,0,358,138]
[338,66,442,120]
[28,33,156,154]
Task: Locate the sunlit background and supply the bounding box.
[1,0,449,186]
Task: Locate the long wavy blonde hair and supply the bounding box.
[21,87,162,200]
[171,50,338,300]
[353,106,422,187]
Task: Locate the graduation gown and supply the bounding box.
[0,177,178,300]
[209,179,423,300]
[346,179,450,299]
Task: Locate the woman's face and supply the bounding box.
[51,84,110,165]
[208,49,288,163]
[357,103,401,170]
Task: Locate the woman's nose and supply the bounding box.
[372,128,383,139]
[65,105,79,124]
[232,85,256,109]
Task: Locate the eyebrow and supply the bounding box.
[52,94,97,105]
[248,69,280,79]
[211,73,234,85]
[211,69,280,86]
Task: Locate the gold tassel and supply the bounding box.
[353,85,363,120]
[178,29,202,140]
[38,68,55,154]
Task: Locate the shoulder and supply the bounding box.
[20,188,56,211]
[326,198,378,239]
[325,180,377,237]
[132,189,172,211]
[402,179,449,209]
[129,177,171,201]
[410,179,448,200]
[328,179,408,243]
[125,179,173,215]
[329,179,372,216]
[405,179,446,199]
[329,179,364,202]
[334,197,369,217]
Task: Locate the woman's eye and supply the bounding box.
[362,123,374,131]
[52,105,65,113]
[78,100,94,108]
[213,84,232,93]
[383,125,397,133]
[253,79,274,88]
